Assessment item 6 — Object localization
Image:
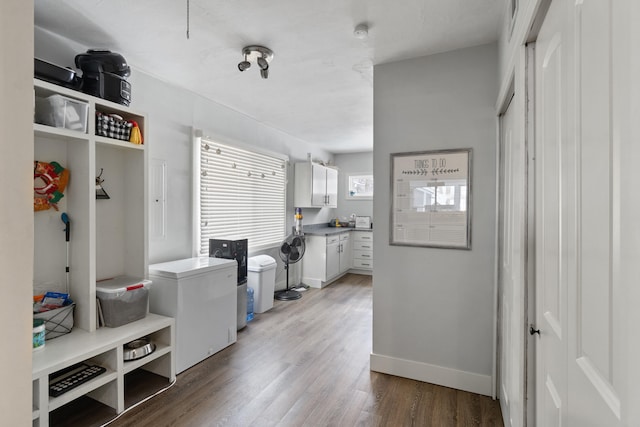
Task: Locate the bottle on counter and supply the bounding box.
[294,207,303,235]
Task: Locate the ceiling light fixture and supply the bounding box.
[354,23,369,39]
[238,53,251,72]
[238,45,274,79]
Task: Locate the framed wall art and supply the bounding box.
[390,148,472,249]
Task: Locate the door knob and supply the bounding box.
[529,325,540,336]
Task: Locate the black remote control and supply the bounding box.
[49,362,106,397]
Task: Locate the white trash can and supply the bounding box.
[247,255,277,313]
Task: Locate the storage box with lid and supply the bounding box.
[35,94,89,132]
[96,277,151,327]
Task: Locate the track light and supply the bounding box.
[238,54,251,71]
[257,56,269,71]
[239,45,274,79]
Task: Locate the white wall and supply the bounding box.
[333,152,374,222]
[1,1,34,424]
[371,43,498,396]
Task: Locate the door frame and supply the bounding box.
[495,47,531,427]
[494,3,551,425]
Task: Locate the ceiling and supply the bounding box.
[34,0,503,153]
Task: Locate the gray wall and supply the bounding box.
[371,43,498,395]
[333,152,374,222]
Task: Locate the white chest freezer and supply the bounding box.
[149,257,237,373]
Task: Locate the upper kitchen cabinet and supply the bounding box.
[294,161,338,208]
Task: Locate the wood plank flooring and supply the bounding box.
[50,273,503,427]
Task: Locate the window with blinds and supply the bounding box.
[198,137,287,255]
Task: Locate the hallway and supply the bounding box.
[52,274,502,426]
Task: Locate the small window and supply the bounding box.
[346,174,374,200]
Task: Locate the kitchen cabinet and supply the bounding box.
[326,236,340,281]
[32,79,173,426]
[352,231,373,272]
[339,232,352,274]
[301,232,350,287]
[294,161,338,208]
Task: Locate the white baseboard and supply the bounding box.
[302,277,323,288]
[302,272,348,289]
[347,268,372,276]
[370,352,493,397]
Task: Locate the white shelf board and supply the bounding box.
[33,314,173,379]
[34,123,90,142]
[34,78,91,102]
[95,134,144,151]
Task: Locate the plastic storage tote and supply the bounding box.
[96,277,151,327]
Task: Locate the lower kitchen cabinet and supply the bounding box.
[351,231,373,273]
[302,232,351,288]
[339,232,352,274]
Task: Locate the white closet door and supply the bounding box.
[535,1,638,425]
[535,0,571,424]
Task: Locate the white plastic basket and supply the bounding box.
[35,94,88,132]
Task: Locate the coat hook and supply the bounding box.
[96,168,110,200]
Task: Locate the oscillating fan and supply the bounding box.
[275,234,306,301]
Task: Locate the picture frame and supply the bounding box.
[390,148,472,249]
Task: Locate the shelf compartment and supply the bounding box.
[95,143,146,281]
[123,343,172,374]
[94,101,145,147]
[47,368,117,412]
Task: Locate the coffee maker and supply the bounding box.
[75,49,132,106]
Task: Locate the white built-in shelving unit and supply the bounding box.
[32,79,174,426]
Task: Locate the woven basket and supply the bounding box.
[96,112,132,141]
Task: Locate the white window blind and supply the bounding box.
[198,137,287,254]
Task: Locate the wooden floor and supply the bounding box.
[51,274,503,427]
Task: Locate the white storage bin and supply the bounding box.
[35,94,89,132]
[247,255,277,313]
[96,277,151,327]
